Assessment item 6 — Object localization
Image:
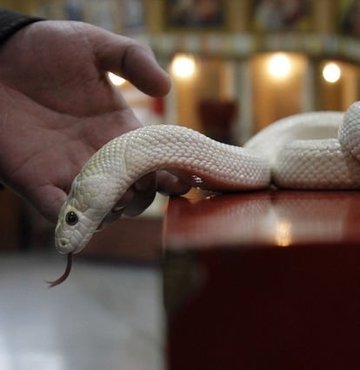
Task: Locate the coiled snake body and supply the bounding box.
[54,101,360,259]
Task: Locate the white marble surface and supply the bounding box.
[0,252,164,370]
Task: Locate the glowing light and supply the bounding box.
[267,53,292,79]
[107,72,126,86]
[171,54,196,80]
[322,62,341,84]
[275,220,292,247]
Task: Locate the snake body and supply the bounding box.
[55,101,360,256]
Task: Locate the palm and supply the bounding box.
[0,20,172,222]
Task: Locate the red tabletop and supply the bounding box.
[164,190,360,370]
[165,190,360,249]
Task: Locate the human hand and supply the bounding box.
[0,20,189,222]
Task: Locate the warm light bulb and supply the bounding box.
[322,62,341,84]
[267,53,292,79]
[171,54,196,80]
[107,72,126,86]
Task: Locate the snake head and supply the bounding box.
[54,170,119,255]
[55,201,94,255]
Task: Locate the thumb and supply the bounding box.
[91,27,171,97]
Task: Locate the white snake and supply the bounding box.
[53,101,360,265]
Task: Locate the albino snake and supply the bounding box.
[49,101,360,286]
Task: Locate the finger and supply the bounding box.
[29,185,67,223]
[122,173,157,217]
[101,208,123,225]
[157,170,191,195]
[92,28,171,97]
[101,188,135,225]
[122,190,156,217]
[112,188,135,211]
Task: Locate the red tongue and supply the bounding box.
[47,253,73,288]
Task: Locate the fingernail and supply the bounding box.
[112,205,125,213]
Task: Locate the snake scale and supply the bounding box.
[49,101,360,286]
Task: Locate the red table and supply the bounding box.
[164,190,360,370]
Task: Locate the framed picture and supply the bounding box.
[82,0,121,32]
[339,0,360,37]
[253,0,312,32]
[165,0,225,29]
[36,1,67,20]
[65,0,84,21]
[121,0,145,33]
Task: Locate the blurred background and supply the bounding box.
[0,1,359,369]
[1,0,359,255]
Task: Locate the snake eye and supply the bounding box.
[65,211,79,226]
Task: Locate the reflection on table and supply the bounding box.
[164,190,360,370]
